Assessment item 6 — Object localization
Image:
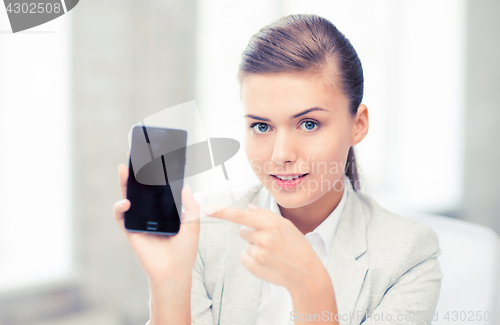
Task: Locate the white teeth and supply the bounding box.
[276,175,302,181]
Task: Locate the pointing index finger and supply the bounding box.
[204,206,269,229]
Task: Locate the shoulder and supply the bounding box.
[354,190,438,244]
[355,191,441,278]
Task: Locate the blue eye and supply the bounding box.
[300,120,319,131]
[250,122,271,134]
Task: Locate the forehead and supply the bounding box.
[240,73,348,115]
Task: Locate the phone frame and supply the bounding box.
[124,125,187,235]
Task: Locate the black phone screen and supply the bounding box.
[125,126,187,235]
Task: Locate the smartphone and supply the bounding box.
[125,125,187,235]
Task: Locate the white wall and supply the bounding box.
[462,0,500,234]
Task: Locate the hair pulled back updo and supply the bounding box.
[237,13,362,191]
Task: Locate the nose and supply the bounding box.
[271,130,297,165]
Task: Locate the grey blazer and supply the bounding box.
[190,179,442,325]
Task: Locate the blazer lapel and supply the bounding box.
[326,180,369,325]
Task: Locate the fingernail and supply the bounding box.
[203,207,215,216]
[248,203,258,210]
[184,184,192,196]
[119,199,127,206]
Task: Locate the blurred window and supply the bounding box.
[0,12,72,291]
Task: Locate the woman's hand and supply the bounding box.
[205,203,339,324]
[113,157,200,286]
[203,203,327,294]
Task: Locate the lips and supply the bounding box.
[270,173,308,189]
[271,173,308,181]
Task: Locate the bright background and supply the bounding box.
[0,0,499,324]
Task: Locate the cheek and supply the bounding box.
[302,135,343,159]
[302,138,347,176]
[245,137,266,175]
[244,133,255,159]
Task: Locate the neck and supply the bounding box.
[278,182,344,235]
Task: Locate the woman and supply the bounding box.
[113,14,442,325]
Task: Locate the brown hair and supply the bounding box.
[237,14,363,191]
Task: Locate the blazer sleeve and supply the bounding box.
[359,223,443,325]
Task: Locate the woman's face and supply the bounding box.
[241,72,363,209]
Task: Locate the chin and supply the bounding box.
[277,200,309,209]
[271,186,316,204]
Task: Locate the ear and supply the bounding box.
[350,104,369,146]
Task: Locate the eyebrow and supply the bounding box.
[243,107,329,121]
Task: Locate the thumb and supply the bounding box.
[181,184,200,223]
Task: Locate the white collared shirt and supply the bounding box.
[254,175,349,325]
